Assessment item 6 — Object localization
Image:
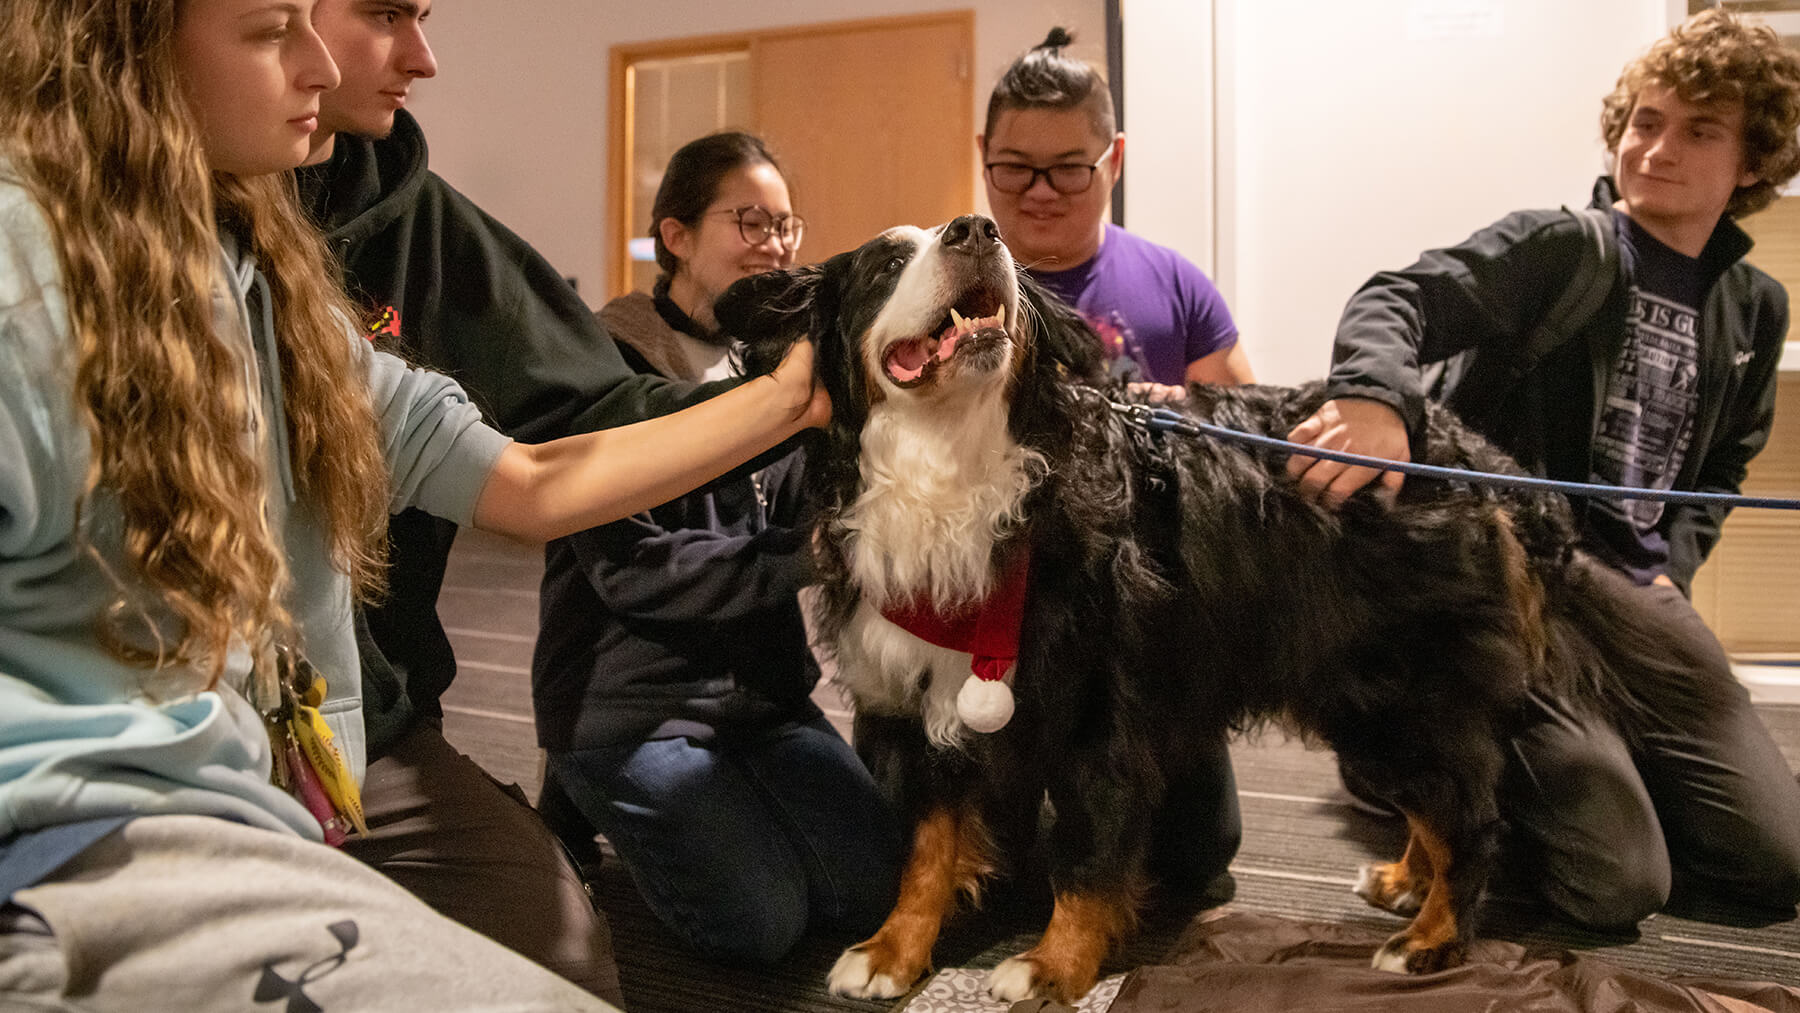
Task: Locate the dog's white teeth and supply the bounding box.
[950,308,967,332]
[996,304,1007,328]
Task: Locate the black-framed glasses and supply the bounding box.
[984,142,1115,196]
[707,205,806,248]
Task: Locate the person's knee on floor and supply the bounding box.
[1542,854,1670,932]
[649,861,810,966]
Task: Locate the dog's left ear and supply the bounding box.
[716,263,829,377]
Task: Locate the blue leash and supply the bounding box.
[1111,402,1800,512]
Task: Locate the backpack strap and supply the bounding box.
[1517,205,1618,372]
[1425,205,1620,402]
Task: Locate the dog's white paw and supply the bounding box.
[1370,936,1411,973]
[826,948,910,999]
[986,955,1040,1002]
[1353,862,1423,915]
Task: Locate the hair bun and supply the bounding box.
[1037,27,1074,51]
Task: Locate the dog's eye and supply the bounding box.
[883,256,905,274]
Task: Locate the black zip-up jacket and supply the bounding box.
[296,112,736,755]
[531,290,822,754]
[1324,178,1787,592]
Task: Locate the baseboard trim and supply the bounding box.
[1737,660,1800,706]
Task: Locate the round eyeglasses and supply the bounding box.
[707,205,806,249]
[983,143,1115,196]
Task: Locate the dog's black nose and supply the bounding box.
[942,214,1000,254]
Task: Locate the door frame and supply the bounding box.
[608,29,752,300]
[607,11,975,300]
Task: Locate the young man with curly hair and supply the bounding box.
[1287,9,1800,930]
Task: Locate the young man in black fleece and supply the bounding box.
[294,1,745,1000]
[1286,10,1800,931]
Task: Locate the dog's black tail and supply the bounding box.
[1537,556,1742,743]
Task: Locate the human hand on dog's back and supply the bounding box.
[1285,397,1409,508]
[1129,381,1187,403]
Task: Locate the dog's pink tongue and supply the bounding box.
[885,338,932,382]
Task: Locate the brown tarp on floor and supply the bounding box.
[1111,910,1800,1013]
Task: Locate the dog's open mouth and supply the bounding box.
[882,291,1010,387]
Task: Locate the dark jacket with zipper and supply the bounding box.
[296,111,737,755]
[1323,177,1787,592]
[531,289,821,754]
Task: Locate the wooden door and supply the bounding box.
[751,13,975,264]
[1689,196,1800,654]
[1689,375,1800,653]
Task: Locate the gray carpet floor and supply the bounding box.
[436,528,1800,1011]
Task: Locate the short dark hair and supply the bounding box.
[983,27,1117,145]
[1600,8,1800,218]
[650,131,788,275]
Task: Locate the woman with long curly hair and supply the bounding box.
[0,1,824,1008]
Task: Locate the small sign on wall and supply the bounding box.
[1407,0,1504,40]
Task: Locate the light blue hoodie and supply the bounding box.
[0,172,510,843]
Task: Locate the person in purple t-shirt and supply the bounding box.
[971,30,1250,910]
[979,28,1253,388]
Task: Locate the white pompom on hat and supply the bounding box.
[956,668,1015,733]
[880,548,1032,737]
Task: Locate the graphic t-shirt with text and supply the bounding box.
[1585,211,1707,583]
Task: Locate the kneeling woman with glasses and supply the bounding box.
[533,132,903,965]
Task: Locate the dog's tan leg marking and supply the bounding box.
[828,804,991,999]
[1354,818,1434,916]
[1371,820,1467,973]
[987,889,1136,1004]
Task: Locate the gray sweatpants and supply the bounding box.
[0,814,618,1012]
[342,721,621,1003]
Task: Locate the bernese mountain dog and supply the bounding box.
[715,214,1737,1004]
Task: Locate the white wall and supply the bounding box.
[1214,0,1669,383]
[409,1,1105,302]
[406,0,1684,379]
[1120,0,1216,274]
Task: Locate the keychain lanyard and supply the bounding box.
[262,645,368,845]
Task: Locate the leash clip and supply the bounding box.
[1112,400,1182,432]
[1111,400,1193,435]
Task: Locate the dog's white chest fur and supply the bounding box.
[830,397,1042,747]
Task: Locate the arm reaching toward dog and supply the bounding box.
[1285,397,1409,508]
[1185,341,1257,386]
[474,340,829,542]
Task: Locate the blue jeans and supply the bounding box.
[547,717,903,964]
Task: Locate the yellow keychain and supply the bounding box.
[263,646,368,844]
[285,659,369,837]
